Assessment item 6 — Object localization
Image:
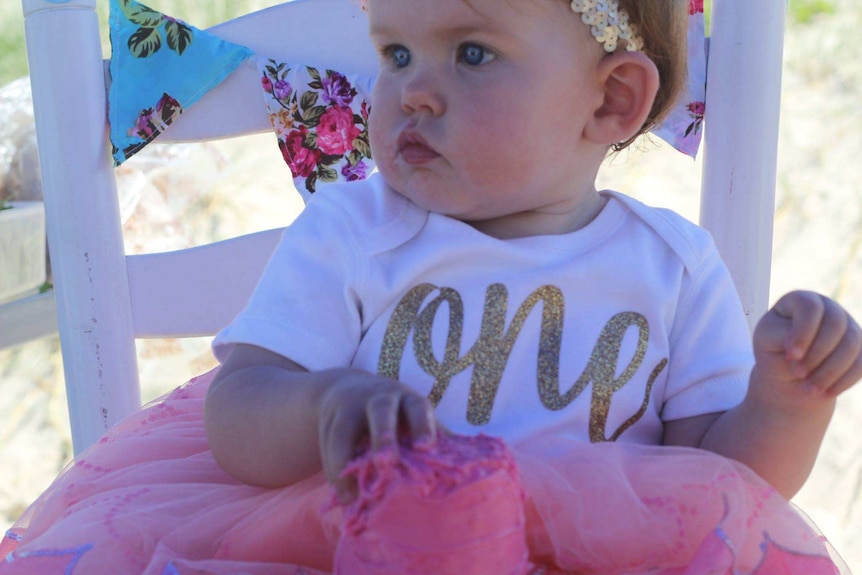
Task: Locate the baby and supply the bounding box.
[1,0,857,573]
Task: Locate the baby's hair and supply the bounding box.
[613,0,690,150]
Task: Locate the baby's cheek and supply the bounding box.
[367,111,390,161]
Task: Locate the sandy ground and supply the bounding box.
[2,1,862,571]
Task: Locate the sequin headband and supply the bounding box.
[570,0,645,52]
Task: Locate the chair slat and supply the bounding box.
[23,0,141,452]
[127,229,283,338]
[701,0,786,330]
[0,291,58,349]
[163,0,376,142]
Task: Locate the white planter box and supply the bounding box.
[0,201,47,303]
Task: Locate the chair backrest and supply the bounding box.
[15,0,786,454]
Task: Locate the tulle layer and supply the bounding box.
[0,368,846,574]
[513,436,844,574]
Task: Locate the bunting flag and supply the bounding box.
[108,0,253,165]
[652,1,707,158]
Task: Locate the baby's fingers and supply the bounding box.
[787,295,847,371]
[771,291,829,361]
[366,392,401,450]
[319,408,366,503]
[368,392,436,447]
[806,318,862,397]
[401,392,437,445]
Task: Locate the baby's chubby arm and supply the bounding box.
[204,343,436,502]
[664,291,862,499]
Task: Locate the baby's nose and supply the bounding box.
[400,70,446,117]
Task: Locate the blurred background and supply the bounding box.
[1,0,861,571]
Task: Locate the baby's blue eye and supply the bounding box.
[389,45,411,68]
[459,43,494,66]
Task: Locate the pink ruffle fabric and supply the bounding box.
[0,368,847,575]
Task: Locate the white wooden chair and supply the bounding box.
[2,0,786,455]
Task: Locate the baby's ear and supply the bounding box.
[584,52,660,146]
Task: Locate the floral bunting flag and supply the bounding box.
[108,0,253,165]
[258,59,376,199]
[652,0,707,158]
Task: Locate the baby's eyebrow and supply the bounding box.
[369,23,505,43]
[367,22,395,39]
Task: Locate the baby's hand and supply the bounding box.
[317,372,436,503]
[752,291,862,408]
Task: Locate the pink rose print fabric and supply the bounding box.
[258,58,374,198]
[653,1,707,158]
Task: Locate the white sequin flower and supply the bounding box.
[570,0,645,52]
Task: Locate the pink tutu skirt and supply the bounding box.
[0,368,847,574]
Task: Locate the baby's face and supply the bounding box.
[366,0,607,237]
